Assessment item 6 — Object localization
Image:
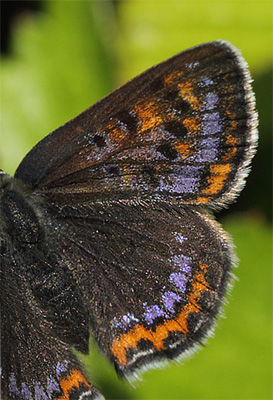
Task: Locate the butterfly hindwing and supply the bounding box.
[51,201,232,377]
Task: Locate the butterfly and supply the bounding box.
[0,40,258,399]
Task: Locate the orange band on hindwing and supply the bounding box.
[57,369,91,400]
[111,262,210,365]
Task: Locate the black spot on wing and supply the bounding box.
[163,121,188,139]
[93,134,106,148]
[157,143,178,160]
[149,76,165,93]
[165,90,192,114]
[107,164,121,176]
[115,110,139,133]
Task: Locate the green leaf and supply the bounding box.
[117,0,272,80]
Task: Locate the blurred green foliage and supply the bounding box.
[1,1,272,399]
[1,1,116,175]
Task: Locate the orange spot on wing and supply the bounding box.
[178,82,200,110]
[183,117,200,135]
[226,134,237,146]
[111,262,209,365]
[201,164,231,195]
[175,142,190,160]
[230,120,238,130]
[134,103,163,132]
[223,134,238,161]
[57,369,91,400]
[196,196,210,204]
[225,110,237,120]
[164,71,183,85]
[104,119,131,146]
[109,126,127,143]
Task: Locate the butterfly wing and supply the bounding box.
[52,201,232,378]
[15,40,257,208]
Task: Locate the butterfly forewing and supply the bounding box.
[15,41,257,208]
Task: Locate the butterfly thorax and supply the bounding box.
[0,172,42,246]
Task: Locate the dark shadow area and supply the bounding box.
[1,1,42,54]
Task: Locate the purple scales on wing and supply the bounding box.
[56,361,68,376]
[8,361,70,400]
[162,291,182,313]
[193,137,220,162]
[9,374,20,396]
[169,272,188,292]
[46,376,60,397]
[201,112,222,135]
[203,92,219,111]
[34,383,48,400]
[174,232,188,244]
[170,254,192,273]
[142,252,193,322]
[158,166,202,194]
[21,383,32,400]
[169,253,192,292]
[111,228,192,330]
[143,304,167,325]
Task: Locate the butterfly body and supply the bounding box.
[1,41,257,399]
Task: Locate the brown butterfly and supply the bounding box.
[0,40,257,399]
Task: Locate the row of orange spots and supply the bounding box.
[201,163,231,196]
[57,369,91,400]
[134,80,200,134]
[223,134,238,161]
[110,262,210,365]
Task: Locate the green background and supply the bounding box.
[1,1,272,399]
